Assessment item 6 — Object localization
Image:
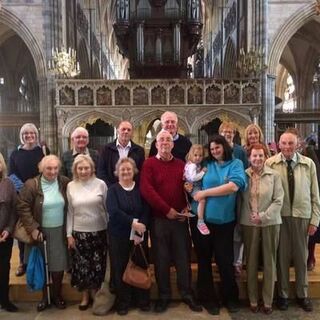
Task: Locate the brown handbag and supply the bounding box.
[122,244,151,290]
[13,218,34,244]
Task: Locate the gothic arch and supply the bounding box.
[0,8,46,80]
[191,109,251,134]
[268,2,317,75]
[60,110,120,152]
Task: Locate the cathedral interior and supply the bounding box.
[0,0,320,159]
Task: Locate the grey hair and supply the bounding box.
[71,127,89,140]
[19,123,39,145]
[156,129,173,142]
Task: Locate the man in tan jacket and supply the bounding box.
[265,130,320,312]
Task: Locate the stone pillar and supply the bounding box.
[263,74,276,143]
[39,76,57,153]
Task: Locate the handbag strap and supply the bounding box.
[130,244,149,268]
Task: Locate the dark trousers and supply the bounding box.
[18,240,25,265]
[0,237,14,305]
[109,235,149,309]
[190,218,239,305]
[151,217,192,299]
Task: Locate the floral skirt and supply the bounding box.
[71,230,107,291]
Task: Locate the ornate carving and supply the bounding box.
[133,86,148,105]
[169,85,184,104]
[57,109,69,125]
[115,86,130,105]
[188,85,203,104]
[242,84,258,104]
[186,108,198,126]
[151,86,166,105]
[206,85,221,104]
[59,86,75,105]
[78,86,93,105]
[97,86,112,105]
[122,108,131,119]
[224,83,240,104]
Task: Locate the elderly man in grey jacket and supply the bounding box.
[265,130,320,312]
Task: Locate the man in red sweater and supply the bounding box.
[140,130,201,313]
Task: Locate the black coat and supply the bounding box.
[97,140,145,187]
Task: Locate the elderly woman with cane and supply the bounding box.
[17,155,69,311]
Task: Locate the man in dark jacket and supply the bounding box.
[97,120,145,187]
[149,111,191,161]
[61,127,99,178]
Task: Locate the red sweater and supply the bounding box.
[140,157,187,218]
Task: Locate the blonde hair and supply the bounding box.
[244,124,264,147]
[38,155,61,173]
[0,152,7,179]
[114,157,138,177]
[186,144,204,162]
[72,154,95,180]
[19,123,39,145]
[219,122,235,134]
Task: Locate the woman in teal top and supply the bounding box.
[17,155,69,312]
[191,135,246,316]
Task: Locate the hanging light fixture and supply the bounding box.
[48,47,80,78]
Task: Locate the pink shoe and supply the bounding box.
[197,222,210,235]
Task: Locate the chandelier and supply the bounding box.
[48,47,80,78]
[236,47,267,78]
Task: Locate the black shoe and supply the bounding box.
[53,297,66,309]
[37,300,48,312]
[225,300,240,313]
[154,299,169,313]
[203,302,220,315]
[182,295,203,312]
[276,297,288,311]
[2,301,18,312]
[297,298,313,312]
[117,307,129,316]
[138,302,151,312]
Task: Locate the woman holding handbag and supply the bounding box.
[107,157,150,316]
[0,153,18,312]
[66,154,108,311]
[17,155,69,311]
[9,123,49,277]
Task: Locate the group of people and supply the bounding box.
[0,111,319,317]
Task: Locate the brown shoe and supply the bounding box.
[262,305,273,314]
[249,304,259,313]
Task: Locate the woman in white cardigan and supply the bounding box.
[66,154,108,311]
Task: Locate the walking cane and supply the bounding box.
[43,239,51,305]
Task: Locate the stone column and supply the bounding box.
[262,74,276,143]
[39,76,57,153]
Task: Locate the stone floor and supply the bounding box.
[1,300,320,320]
